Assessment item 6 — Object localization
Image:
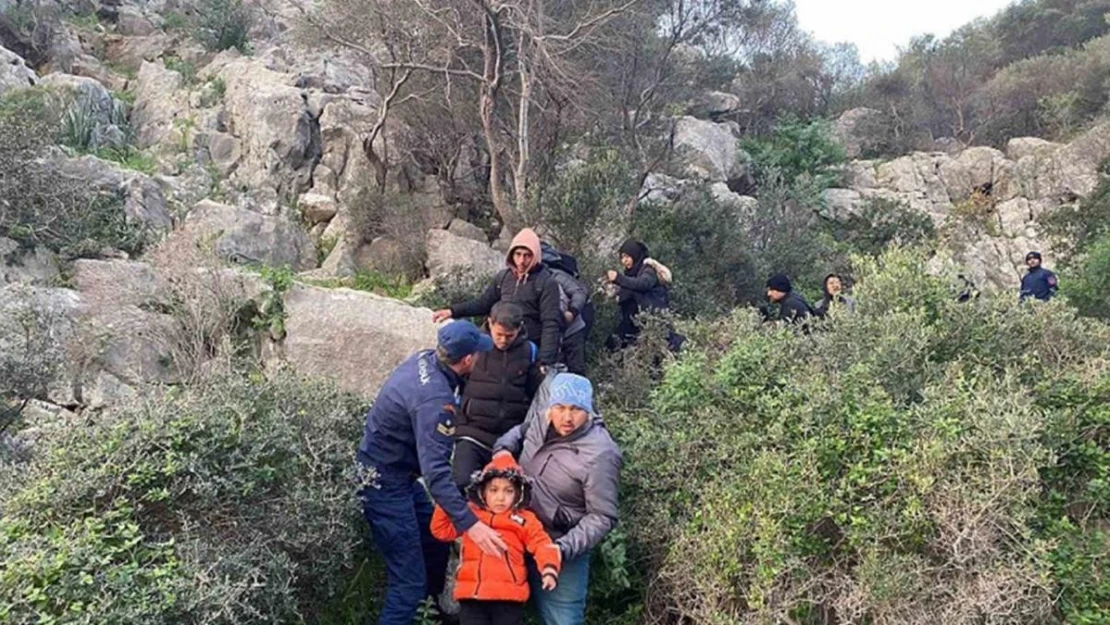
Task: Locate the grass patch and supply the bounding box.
[305,270,413,300]
[94,147,158,175]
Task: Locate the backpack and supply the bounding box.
[540,241,580,279]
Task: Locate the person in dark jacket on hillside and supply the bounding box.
[813,273,856,317]
[356,321,507,625]
[764,273,812,324]
[605,239,673,348]
[494,373,621,625]
[541,242,591,375]
[452,302,543,490]
[1019,251,1058,302]
[434,228,563,369]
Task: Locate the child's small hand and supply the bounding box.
[541,573,558,591]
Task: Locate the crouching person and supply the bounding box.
[432,454,561,625]
[493,374,622,625]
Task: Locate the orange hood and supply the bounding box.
[506,228,541,275]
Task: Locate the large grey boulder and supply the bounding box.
[276,284,437,398]
[1,237,60,285]
[673,116,748,183]
[834,108,884,159]
[0,45,37,96]
[47,154,174,232]
[131,59,188,150]
[39,73,129,150]
[447,219,488,243]
[179,200,317,270]
[425,229,504,282]
[220,58,321,202]
[687,91,741,119]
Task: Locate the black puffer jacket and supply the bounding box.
[777,291,813,323]
[457,333,542,448]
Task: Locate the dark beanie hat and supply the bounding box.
[1025,251,1042,261]
[766,273,792,292]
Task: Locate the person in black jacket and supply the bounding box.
[452,302,542,490]
[541,241,591,375]
[765,273,812,324]
[605,239,673,349]
[1019,251,1058,302]
[433,228,563,368]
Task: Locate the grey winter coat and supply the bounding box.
[549,269,588,337]
[493,376,622,561]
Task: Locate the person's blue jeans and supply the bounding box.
[361,477,450,625]
[528,551,591,625]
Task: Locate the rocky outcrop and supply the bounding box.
[1,237,61,285]
[447,219,488,243]
[48,154,174,232]
[275,284,437,398]
[673,116,749,184]
[0,45,38,96]
[834,108,884,159]
[39,73,130,150]
[425,229,504,282]
[178,200,317,270]
[131,59,188,150]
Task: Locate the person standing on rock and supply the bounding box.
[434,228,563,372]
[357,321,508,625]
[1019,251,1058,302]
[453,301,543,491]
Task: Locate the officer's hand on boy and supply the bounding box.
[466,521,508,555]
[541,573,558,591]
[432,309,453,323]
[564,310,575,324]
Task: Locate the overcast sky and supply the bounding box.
[794,0,1016,63]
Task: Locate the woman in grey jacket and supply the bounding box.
[493,373,621,625]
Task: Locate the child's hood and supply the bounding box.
[465,453,532,510]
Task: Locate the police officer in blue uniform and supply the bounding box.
[1019,251,1058,302]
[357,321,509,625]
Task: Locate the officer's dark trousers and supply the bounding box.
[361,478,449,625]
[453,438,493,491]
[560,331,587,375]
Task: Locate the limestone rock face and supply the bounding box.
[673,116,748,184]
[1,238,61,285]
[277,284,437,398]
[47,154,174,232]
[39,73,129,150]
[425,229,504,282]
[179,200,317,270]
[834,107,884,159]
[0,45,37,96]
[132,60,188,150]
[220,59,321,203]
[447,219,488,243]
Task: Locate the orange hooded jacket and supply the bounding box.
[431,454,561,603]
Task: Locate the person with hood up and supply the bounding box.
[813,273,856,317]
[764,273,812,324]
[453,301,543,491]
[494,374,621,625]
[431,454,561,625]
[1019,251,1058,302]
[540,242,591,375]
[604,239,672,348]
[434,228,563,369]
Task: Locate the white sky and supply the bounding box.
[794,0,1016,63]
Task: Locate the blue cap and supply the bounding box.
[437,321,494,361]
[548,373,594,414]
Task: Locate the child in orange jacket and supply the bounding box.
[431,453,561,625]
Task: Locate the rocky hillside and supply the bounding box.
[2,0,1108,412]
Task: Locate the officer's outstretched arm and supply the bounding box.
[415,399,478,532]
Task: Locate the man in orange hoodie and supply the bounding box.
[433,228,563,370]
[431,454,561,625]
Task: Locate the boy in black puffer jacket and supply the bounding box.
[452,301,543,490]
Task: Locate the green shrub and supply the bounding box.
[1061,234,1110,321]
[743,117,847,189]
[194,0,252,53]
[830,197,936,258]
[0,371,377,624]
[632,187,758,316]
[600,248,1110,624]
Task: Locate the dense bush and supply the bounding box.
[0,87,148,257]
[743,118,847,189]
[193,0,252,53]
[0,372,378,624]
[596,249,1110,624]
[1059,234,1110,321]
